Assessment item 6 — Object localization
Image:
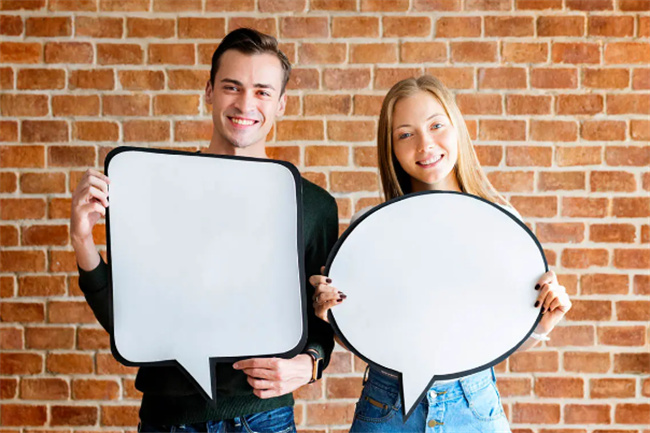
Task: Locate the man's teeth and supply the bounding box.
[231,118,256,126]
[420,155,442,165]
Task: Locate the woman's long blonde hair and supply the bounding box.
[378,75,507,205]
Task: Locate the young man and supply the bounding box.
[71,28,338,432]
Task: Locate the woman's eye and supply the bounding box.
[431,123,443,130]
[398,132,412,139]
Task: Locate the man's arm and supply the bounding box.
[71,169,112,332]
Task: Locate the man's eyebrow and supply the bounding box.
[395,113,445,130]
[220,78,276,91]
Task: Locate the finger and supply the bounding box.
[547,296,563,313]
[315,291,339,305]
[240,367,277,380]
[79,202,106,217]
[535,284,551,308]
[87,174,110,195]
[88,186,109,207]
[542,288,557,313]
[86,168,111,185]
[247,376,274,390]
[320,266,325,274]
[254,388,279,399]
[309,275,332,288]
[315,299,343,322]
[535,270,557,290]
[556,292,572,313]
[233,358,278,371]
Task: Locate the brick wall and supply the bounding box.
[1,0,649,430]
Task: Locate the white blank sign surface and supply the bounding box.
[106,148,304,401]
[327,192,545,419]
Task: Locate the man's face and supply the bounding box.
[206,50,286,151]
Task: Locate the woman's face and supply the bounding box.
[391,91,460,192]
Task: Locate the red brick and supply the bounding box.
[154,95,200,116]
[280,17,327,39]
[287,68,319,90]
[598,326,646,346]
[0,0,45,9]
[0,120,17,141]
[567,300,612,321]
[361,0,408,10]
[631,121,650,141]
[590,378,636,398]
[0,172,17,193]
[44,42,93,64]
[557,146,601,167]
[0,197,46,219]
[69,69,115,90]
[304,95,351,116]
[502,42,548,63]
[1,94,48,117]
[613,197,650,217]
[506,146,552,167]
[616,300,650,321]
[479,120,526,141]
[48,301,97,323]
[545,325,594,346]
[266,146,299,166]
[608,94,650,115]
[583,68,630,89]
[73,379,120,400]
[535,377,584,398]
[565,404,611,424]
[177,17,225,39]
[620,0,650,10]
[615,403,650,424]
[400,42,446,63]
[75,16,122,38]
[152,0,201,10]
[532,68,578,88]
[22,224,68,246]
[174,120,212,142]
[456,94,501,115]
[530,120,578,142]
[332,16,379,38]
[509,196,557,217]
[496,377,531,397]
[96,353,138,374]
[451,41,497,63]
[103,94,149,116]
[276,120,323,141]
[582,274,629,295]
[17,68,64,89]
[299,43,346,65]
[564,351,610,373]
[436,17,481,37]
[50,0,97,10]
[615,353,650,373]
[537,16,585,36]
[258,0,305,11]
[100,0,150,10]
[487,171,534,192]
[25,16,70,37]
[589,16,635,37]
[466,0,511,9]
[74,121,119,142]
[538,171,585,191]
[374,67,421,89]
[512,403,560,424]
[97,44,143,65]
[614,249,650,269]
[324,68,372,90]
[350,43,397,64]
[0,404,47,426]
[591,171,636,192]
[331,172,378,192]
[328,121,374,142]
[606,146,650,166]
[148,44,194,65]
[310,0,356,10]
[306,403,355,425]
[510,351,558,372]
[46,353,93,374]
[0,15,22,35]
[1,301,45,322]
[326,377,364,399]
[52,95,99,116]
[0,378,18,398]
[485,16,534,36]
[48,146,95,167]
[557,94,603,115]
[354,146,378,167]
[0,42,42,63]
[167,70,207,90]
[50,405,98,426]
[0,224,18,246]
[305,146,349,166]
[605,43,650,64]
[537,223,584,243]
[383,16,431,37]
[0,251,45,272]
[20,378,69,399]
[474,145,502,166]
[228,18,277,37]
[506,95,551,115]
[18,275,66,297]
[478,67,527,89]
[414,0,461,10]
[567,0,612,9]
[127,18,174,38]
[562,249,609,269]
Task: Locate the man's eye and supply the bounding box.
[224,86,238,91]
[259,91,271,97]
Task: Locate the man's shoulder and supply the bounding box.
[300,177,337,217]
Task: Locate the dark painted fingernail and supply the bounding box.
[535,284,540,290]
[326,278,332,284]
[337,298,343,303]
[541,307,546,314]
[340,293,347,299]
[534,301,540,308]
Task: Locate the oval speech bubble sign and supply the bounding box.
[326,191,545,420]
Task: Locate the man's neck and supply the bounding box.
[204,136,268,159]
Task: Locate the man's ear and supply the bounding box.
[205,80,213,105]
[276,92,287,117]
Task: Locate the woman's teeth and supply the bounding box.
[419,155,442,165]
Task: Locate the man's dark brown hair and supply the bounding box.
[210,28,292,94]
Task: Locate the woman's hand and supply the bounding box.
[308,271,346,324]
[534,270,572,334]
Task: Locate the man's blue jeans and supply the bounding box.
[138,406,296,433]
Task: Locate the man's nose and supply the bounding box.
[234,91,256,114]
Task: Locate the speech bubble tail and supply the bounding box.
[400,369,435,421]
[177,356,216,402]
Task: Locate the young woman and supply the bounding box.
[309,76,572,432]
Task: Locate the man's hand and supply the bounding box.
[233,354,313,399]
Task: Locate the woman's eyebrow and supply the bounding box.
[395,113,446,129]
